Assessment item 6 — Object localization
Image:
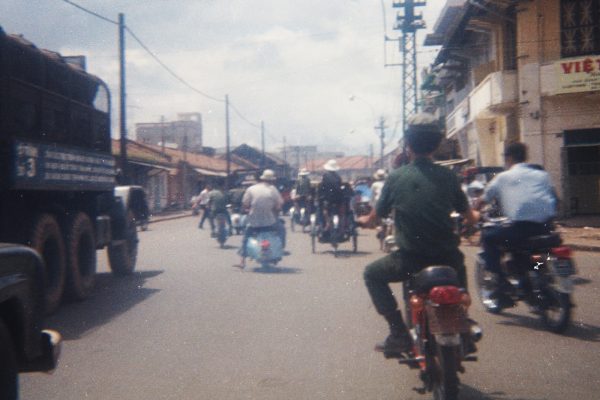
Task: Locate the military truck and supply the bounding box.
[0,27,140,313]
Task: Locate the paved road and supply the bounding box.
[21,217,600,399]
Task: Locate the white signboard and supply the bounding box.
[556,55,600,94]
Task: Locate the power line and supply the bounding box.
[125,27,224,103]
[60,0,118,25]
[228,101,261,130]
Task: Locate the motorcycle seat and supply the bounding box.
[522,233,562,250]
[411,266,460,293]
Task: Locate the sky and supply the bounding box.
[2,0,446,155]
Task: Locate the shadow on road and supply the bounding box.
[496,311,600,342]
[46,270,163,341]
[249,265,302,274]
[461,385,548,400]
[572,276,592,285]
[319,250,372,258]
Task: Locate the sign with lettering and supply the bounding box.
[556,55,600,94]
[12,140,116,190]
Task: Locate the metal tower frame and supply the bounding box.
[392,0,426,132]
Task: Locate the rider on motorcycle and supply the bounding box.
[479,142,558,307]
[363,113,479,355]
[317,159,349,232]
[208,181,231,237]
[237,169,284,268]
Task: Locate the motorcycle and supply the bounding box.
[475,218,575,333]
[393,266,481,400]
[290,203,311,233]
[244,227,284,269]
[214,212,229,248]
[310,209,357,257]
[228,205,246,235]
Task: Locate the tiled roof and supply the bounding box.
[303,155,371,172]
[112,139,246,173]
[112,139,172,167]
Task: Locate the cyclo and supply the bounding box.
[310,185,358,256]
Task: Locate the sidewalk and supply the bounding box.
[556,216,600,252]
[148,210,193,224]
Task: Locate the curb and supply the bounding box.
[566,243,600,253]
[148,213,193,224]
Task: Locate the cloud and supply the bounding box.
[2,0,443,154]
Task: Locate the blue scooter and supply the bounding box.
[244,227,284,269]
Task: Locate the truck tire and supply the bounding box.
[28,214,66,314]
[0,319,18,400]
[108,210,138,276]
[64,212,97,300]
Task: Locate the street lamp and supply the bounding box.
[349,95,385,169]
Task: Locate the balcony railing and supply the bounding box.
[469,70,518,118]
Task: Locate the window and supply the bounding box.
[561,0,600,57]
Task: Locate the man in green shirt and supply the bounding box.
[208,181,231,236]
[364,113,478,356]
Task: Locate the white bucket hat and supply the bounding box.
[298,168,310,176]
[323,159,340,172]
[259,169,276,181]
[373,169,386,180]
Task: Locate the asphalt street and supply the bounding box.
[21,217,600,400]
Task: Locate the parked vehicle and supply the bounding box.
[116,186,150,231]
[475,218,575,333]
[0,244,62,399]
[0,29,140,313]
[392,266,481,400]
[244,227,284,268]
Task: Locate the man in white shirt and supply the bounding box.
[238,169,283,268]
[196,184,212,230]
[481,142,558,305]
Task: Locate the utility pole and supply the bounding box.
[393,0,426,131]
[225,94,231,188]
[261,120,265,170]
[283,136,288,178]
[375,117,387,168]
[160,115,166,155]
[369,144,374,170]
[118,13,128,183]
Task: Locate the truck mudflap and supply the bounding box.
[20,329,62,373]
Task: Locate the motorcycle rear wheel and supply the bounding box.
[432,345,460,400]
[540,287,571,334]
[475,258,502,314]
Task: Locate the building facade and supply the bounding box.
[428,0,600,215]
[136,112,203,153]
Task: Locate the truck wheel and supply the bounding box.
[0,319,18,400]
[29,214,66,314]
[64,213,96,300]
[108,210,138,276]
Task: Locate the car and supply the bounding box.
[0,244,62,399]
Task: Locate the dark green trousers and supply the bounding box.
[363,249,466,317]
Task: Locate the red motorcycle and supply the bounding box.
[394,266,482,400]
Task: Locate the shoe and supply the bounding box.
[374,333,412,358]
[490,290,515,309]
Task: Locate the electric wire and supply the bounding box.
[124,27,224,103]
[60,0,118,25]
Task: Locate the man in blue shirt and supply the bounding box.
[481,142,558,306]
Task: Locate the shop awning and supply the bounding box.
[129,160,175,173]
[194,167,227,177]
[435,158,472,167]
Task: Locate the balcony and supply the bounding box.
[445,97,469,138]
[469,70,518,119]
